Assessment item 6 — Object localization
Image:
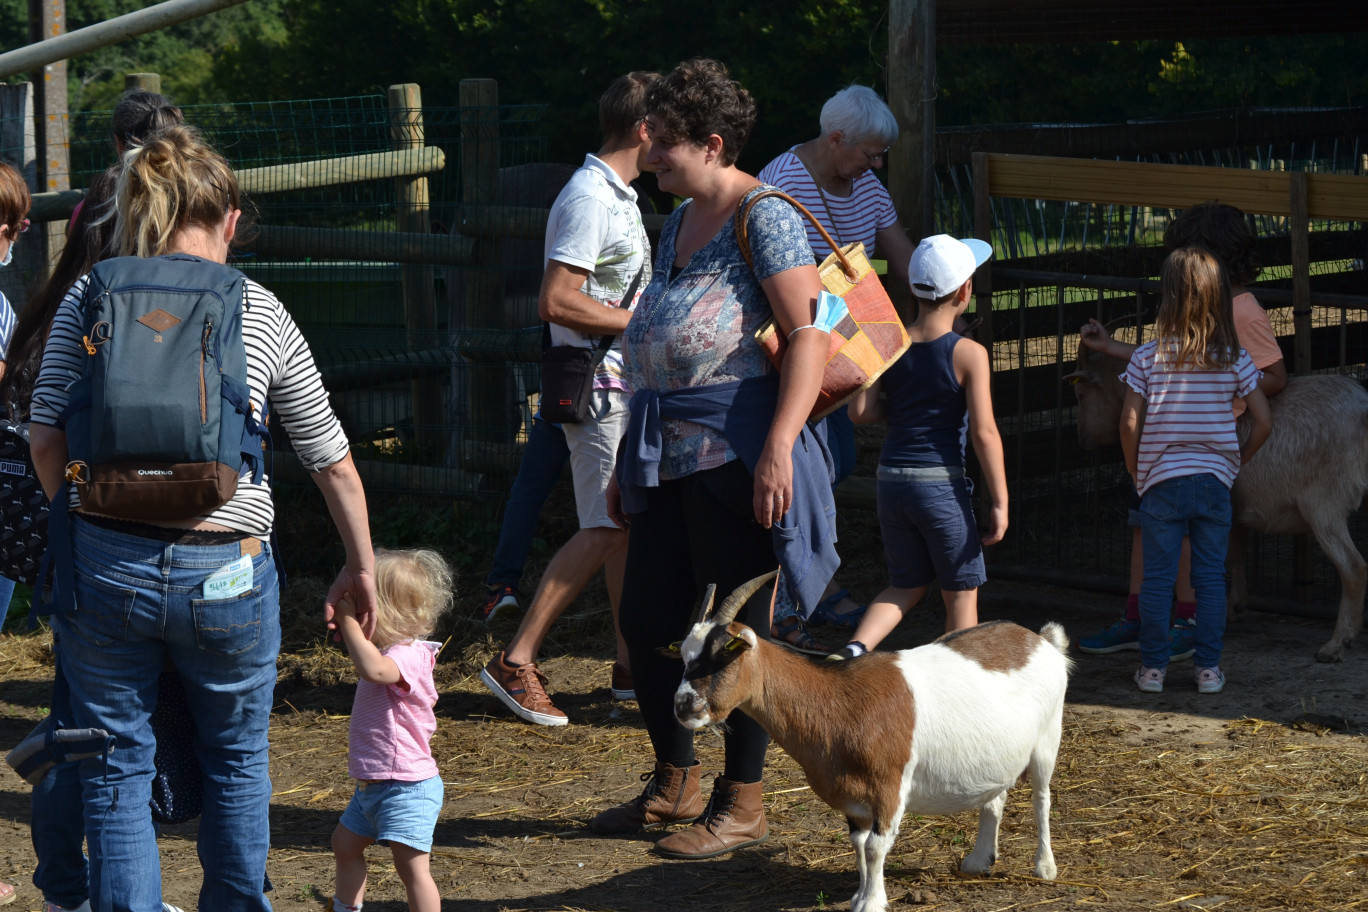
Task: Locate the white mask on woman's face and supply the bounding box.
[0,240,12,268]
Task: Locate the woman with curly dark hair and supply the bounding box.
[588,58,837,859]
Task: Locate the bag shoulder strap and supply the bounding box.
[788,149,844,248]
[543,264,645,366]
[734,188,856,283]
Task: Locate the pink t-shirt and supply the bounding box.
[347,639,440,781]
[1123,341,1260,496]
[1232,291,1283,370]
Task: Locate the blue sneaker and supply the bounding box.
[1078,617,1141,654]
[1168,618,1196,662]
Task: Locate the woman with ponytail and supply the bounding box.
[28,124,375,912]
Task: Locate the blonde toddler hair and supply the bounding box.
[371,548,455,650]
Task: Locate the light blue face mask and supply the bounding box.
[0,240,12,268]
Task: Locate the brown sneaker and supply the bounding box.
[589,761,704,834]
[652,776,768,859]
[610,662,635,701]
[479,653,568,726]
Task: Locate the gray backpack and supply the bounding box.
[58,254,268,519]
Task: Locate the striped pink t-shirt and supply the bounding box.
[348,639,441,781]
[1123,340,1260,496]
[756,149,898,258]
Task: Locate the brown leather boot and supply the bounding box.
[589,761,704,834]
[652,776,768,859]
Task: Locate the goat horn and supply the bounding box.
[713,570,779,626]
[691,583,718,627]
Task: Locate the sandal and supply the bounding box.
[811,589,867,629]
[1,881,15,906]
[771,615,832,655]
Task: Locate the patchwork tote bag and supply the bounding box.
[736,189,911,421]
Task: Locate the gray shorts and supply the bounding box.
[562,387,629,530]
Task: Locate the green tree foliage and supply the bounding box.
[211,0,892,169]
[0,0,287,110]
[937,36,1368,125]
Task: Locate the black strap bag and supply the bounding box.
[0,417,51,586]
[539,268,642,424]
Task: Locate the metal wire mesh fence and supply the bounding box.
[7,90,560,503]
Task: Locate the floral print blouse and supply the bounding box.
[622,187,813,480]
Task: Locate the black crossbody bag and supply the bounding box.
[539,267,643,424]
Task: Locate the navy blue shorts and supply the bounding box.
[876,466,986,591]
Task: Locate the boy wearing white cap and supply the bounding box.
[833,235,1007,659]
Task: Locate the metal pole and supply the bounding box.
[0,0,250,79]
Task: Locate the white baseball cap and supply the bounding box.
[908,235,993,300]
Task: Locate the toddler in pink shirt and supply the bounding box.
[330,549,453,912]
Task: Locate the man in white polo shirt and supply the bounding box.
[481,71,657,725]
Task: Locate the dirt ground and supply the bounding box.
[2,569,1366,912]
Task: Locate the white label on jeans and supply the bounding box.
[203,555,253,600]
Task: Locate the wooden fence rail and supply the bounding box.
[973,152,1368,376]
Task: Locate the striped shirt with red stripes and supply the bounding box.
[756,149,898,259]
[1123,340,1260,496]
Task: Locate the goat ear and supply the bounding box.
[658,640,684,660]
[726,627,759,652]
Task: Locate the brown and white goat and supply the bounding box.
[1069,342,1368,662]
[673,573,1072,912]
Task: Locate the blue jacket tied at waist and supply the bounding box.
[618,375,840,618]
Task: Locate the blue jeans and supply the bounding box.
[32,633,90,907]
[1138,473,1231,669]
[53,518,280,912]
[0,574,16,629]
[485,416,568,590]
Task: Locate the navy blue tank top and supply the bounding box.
[879,331,968,468]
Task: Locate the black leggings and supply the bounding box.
[619,459,776,783]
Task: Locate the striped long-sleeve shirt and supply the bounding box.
[0,292,15,360]
[1123,340,1260,496]
[30,274,351,538]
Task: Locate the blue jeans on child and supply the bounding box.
[484,415,569,590]
[52,517,280,912]
[1138,473,1231,670]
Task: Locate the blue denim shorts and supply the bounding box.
[339,775,444,852]
[876,465,986,591]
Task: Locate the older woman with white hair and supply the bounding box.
[756,84,914,648]
[757,84,913,286]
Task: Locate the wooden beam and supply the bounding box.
[239,147,445,195]
[983,153,1368,221]
[984,153,1294,215]
[245,224,473,265]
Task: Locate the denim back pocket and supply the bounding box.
[71,569,137,647]
[192,586,263,656]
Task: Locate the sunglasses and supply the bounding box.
[5,218,29,236]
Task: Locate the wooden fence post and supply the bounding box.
[459,78,513,456]
[388,83,440,457]
[972,151,993,347]
[29,0,68,280]
[125,72,162,93]
[1288,171,1314,602]
[888,0,936,242]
